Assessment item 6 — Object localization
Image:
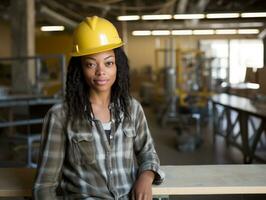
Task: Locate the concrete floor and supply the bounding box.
[145,105,244,165]
[0,103,265,199]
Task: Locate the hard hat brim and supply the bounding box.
[71,42,123,57]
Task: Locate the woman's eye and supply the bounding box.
[105,61,114,67]
[86,63,96,68]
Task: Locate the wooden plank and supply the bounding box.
[0,168,35,197]
[1,165,266,197]
[153,165,266,195]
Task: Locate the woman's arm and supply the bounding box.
[132,100,165,199]
[33,105,66,200]
[132,170,155,200]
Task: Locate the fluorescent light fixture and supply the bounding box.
[237,29,260,34]
[237,22,264,28]
[41,26,65,31]
[241,12,266,18]
[132,29,261,36]
[246,83,259,89]
[206,13,240,19]
[193,29,215,35]
[215,29,237,34]
[117,15,140,21]
[172,30,193,35]
[132,30,151,36]
[151,30,171,36]
[141,15,172,20]
[173,14,205,19]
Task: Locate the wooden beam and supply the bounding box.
[1,165,266,197]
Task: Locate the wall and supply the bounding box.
[0,20,11,57]
[126,35,198,71]
[35,32,72,94]
[127,36,155,69]
[36,32,72,58]
[258,67,266,95]
[0,20,72,58]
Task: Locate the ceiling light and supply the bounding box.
[173,14,205,19]
[141,15,172,20]
[237,22,264,28]
[237,29,260,34]
[151,30,171,36]
[172,30,193,35]
[193,29,215,35]
[117,15,140,21]
[40,26,65,31]
[215,29,237,34]
[206,13,240,19]
[241,12,266,18]
[132,30,151,36]
[245,83,260,89]
[132,29,261,36]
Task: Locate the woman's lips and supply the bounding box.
[94,79,108,85]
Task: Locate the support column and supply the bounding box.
[10,0,35,93]
[263,37,266,67]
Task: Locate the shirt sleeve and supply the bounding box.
[33,106,66,199]
[133,100,165,185]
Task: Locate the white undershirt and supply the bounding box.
[102,121,111,131]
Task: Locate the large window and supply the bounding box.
[229,39,263,83]
[200,39,263,84]
[200,40,229,82]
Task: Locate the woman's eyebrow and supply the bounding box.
[84,57,96,61]
[104,55,114,60]
[84,55,114,61]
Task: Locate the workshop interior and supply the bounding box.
[0,0,266,199]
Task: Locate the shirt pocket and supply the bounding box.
[122,128,136,162]
[123,128,136,138]
[123,128,136,150]
[71,133,96,165]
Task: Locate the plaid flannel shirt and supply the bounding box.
[33,98,164,199]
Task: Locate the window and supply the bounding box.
[200,39,263,84]
[229,39,263,83]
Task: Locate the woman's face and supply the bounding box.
[81,50,117,94]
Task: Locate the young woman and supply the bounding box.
[33,16,164,200]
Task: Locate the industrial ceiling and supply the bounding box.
[0,0,266,31]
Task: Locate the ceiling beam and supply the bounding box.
[44,0,83,21]
[40,5,78,29]
[176,0,188,14]
[196,0,210,13]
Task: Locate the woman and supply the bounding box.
[33,16,164,200]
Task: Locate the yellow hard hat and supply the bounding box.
[71,16,123,57]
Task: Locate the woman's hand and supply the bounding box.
[132,170,155,200]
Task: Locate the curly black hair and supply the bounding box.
[65,47,131,127]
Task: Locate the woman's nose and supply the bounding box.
[95,63,105,75]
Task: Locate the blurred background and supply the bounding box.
[0,0,266,199]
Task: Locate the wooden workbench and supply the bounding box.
[212,93,266,118]
[0,168,35,197]
[0,165,266,197]
[212,93,266,163]
[152,165,266,195]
